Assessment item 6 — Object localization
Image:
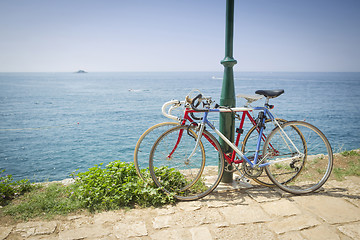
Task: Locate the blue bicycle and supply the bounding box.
[149,90,333,200]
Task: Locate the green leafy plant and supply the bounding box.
[0,169,33,206]
[153,167,208,196]
[71,161,176,212]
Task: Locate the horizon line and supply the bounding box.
[1,71,360,73]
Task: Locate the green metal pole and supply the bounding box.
[220,0,237,183]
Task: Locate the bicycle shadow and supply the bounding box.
[201,179,360,204]
[317,187,360,200]
[201,185,283,205]
[287,177,360,201]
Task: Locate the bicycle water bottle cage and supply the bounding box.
[256,112,266,129]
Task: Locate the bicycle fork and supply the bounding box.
[186,122,206,163]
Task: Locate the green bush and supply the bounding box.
[71,161,176,211]
[0,169,33,206]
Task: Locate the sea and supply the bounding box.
[0,72,359,182]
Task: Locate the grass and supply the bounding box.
[1,150,359,221]
[1,183,82,221]
[340,150,360,157]
[330,150,360,181]
[333,158,360,180]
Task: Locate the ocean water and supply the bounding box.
[0,72,359,182]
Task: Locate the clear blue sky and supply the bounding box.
[0,0,359,72]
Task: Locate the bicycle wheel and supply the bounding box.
[134,122,180,182]
[263,121,333,194]
[241,118,288,187]
[149,125,225,201]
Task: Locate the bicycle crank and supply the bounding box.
[224,162,240,172]
[242,161,263,178]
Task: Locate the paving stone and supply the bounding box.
[346,198,360,208]
[204,190,256,206]
[277,231,305,240]
[338,222,360,240]
[0,226,13,240]
[58,225,111,240]
[213,223,276,240]
[27,235,60,240]
[345,176,360,185]
[15,221,57,238]
[261,198,302,217]
[327,177,360,195]
[15,225,35,238]
[113,221,148,238]
[156,206,176,215]
[84,236,116,240]
[150,229,191,240]
[67,215,84,221]
[229,194,257,205]
[153,215,172,229]
[206,200,229,208]
[292,195,360,224]
[177,201,202,211]
[172,208,223,227]
[35,221,57,235]
[189,226,213,240]
[215,177,253,191]
[220,204,271,224]
[266,215,320,234]
[246,187,282,202]
[62,215,93,230]
[301,225,340,240]
[58,227,92,240]
[93,210,123,225]
[214,222,230,228]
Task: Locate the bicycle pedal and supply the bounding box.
[234,175,251,183]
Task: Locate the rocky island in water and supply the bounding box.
[74,70,87,73]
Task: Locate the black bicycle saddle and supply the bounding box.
[255,89,284,98]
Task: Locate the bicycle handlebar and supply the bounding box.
[161,100,183,122]
[161,91,260,122]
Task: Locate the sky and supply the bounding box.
[0,0,359,72]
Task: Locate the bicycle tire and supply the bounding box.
[263,121,333,194]
[134,122,180,182]
[149,125,225,201]
[241,118,288,186]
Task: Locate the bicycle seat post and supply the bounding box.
[265,97,270,106]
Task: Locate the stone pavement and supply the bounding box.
[1,176,360,240]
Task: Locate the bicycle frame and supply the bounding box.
[177,107,266,165]
[186,105,304,169]
[203,106,274,168]
[163,99,302,169]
